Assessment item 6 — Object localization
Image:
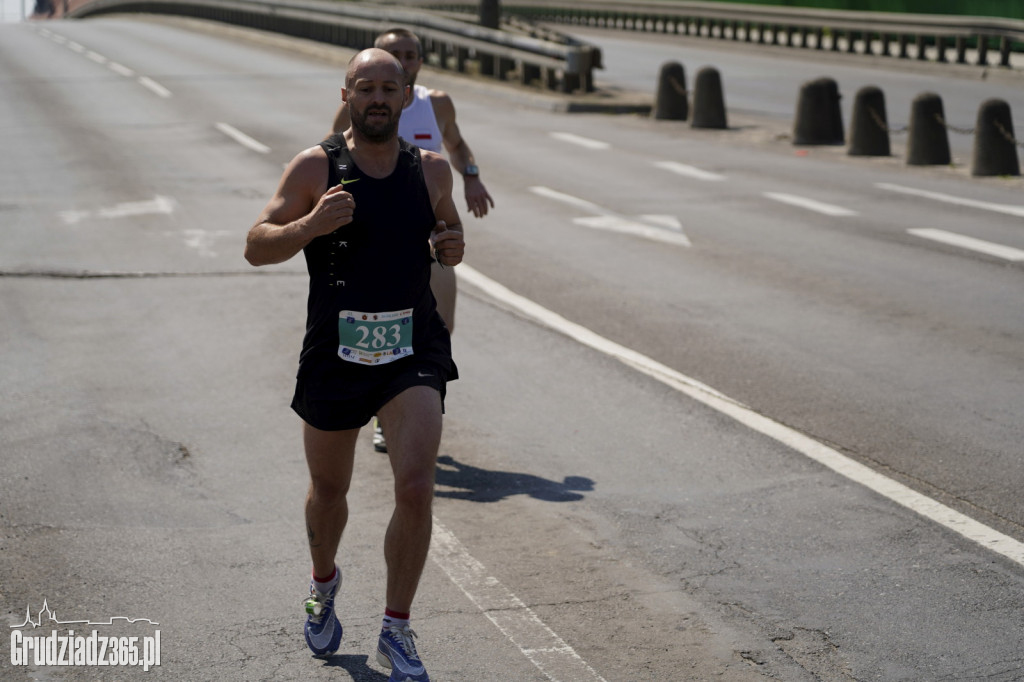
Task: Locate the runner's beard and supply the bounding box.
[352,106,399,143]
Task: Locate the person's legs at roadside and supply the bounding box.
[374,385,443,682]
[302,423,359,657]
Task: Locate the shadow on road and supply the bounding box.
[434,455,595,503]
[320,653,388,680]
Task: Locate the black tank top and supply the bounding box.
[295,134,452,398]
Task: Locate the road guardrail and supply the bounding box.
[417,0,1024,68]
[66,0,601,92]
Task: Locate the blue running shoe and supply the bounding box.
[303,571,342,657]
[376,623,428,682]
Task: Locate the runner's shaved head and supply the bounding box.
[345,48,405,90]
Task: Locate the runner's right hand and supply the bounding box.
[306,184,355,237]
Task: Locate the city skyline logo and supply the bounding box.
[10,599,159,629]
[9,599,161,671]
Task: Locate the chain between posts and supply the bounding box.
[934,113,974,136]
[869,108,1024,148]
[668,75,687,96]
[993,119,1024,149]
[867,106,907,134]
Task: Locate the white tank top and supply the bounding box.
[399,85,443,153]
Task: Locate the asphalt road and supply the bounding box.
[2,15,1023,682]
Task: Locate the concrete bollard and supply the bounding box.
[848,86,890,156]
[793,77,844,145]
[906,92,951,165]
[654,61,688,120]
[690,66,728,129]
[971,99,1020,176]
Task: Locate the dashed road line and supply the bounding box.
[549,132,611,150]
[107,62,135,78]
[763,192,857,216]
[38,29,166,98]
[909,228,1024,261]
[215,122,271,154]
[137,76,172,98]
[877,182,1024,219]
[654,160,726,182]
[457,263,1024,570]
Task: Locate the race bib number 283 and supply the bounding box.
[338,309,414,365]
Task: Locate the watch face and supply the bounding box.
[465,164,479,176]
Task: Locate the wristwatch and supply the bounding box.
[464,164,480,177]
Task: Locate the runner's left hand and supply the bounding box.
[431,221,465,266]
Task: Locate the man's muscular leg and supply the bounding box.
[376,385,443,612]
[303,423,359,578]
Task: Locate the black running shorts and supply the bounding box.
[291,357,448,431]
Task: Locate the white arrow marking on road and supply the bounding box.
[574,215,692,247]
[654,160,727,182]
[98,195,175,219]
[909,228,1024,261]
[530,186,691,247]
[59,196,175,225]
[182,229,232,258]
[549,132,611,150]
[639,214,684,229]
[763,192,857,217]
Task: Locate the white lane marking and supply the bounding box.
[215,122,271,154]
[654,160,726,182]
[431,517,608,682]
[85,50,107,65]
[59,195,175,225]
[763,192,857,217]
[877,182,1024,218]
[137,76,171,98]
[909,228,1024,261]
[549,132,611,150]
[530,186,690,247]
[457,264,1024,569]
[67,41,84,53]
[108,62,135,78]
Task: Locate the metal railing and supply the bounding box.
[67,0,602,92]
[416,0,1024,68]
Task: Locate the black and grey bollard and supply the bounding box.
[654,61,688,121]
[848,86,890,156]
[793,77,844,145]
[906,92,951,165]
[971,99,1020,176]
[690,66,728,129]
